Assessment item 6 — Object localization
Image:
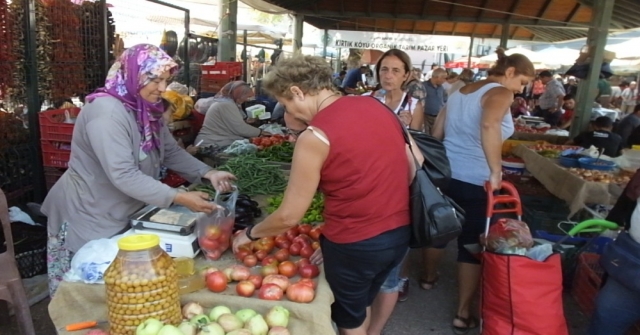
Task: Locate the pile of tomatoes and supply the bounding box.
[250,134,296,149]
[202,224,324,304]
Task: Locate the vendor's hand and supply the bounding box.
[186,145,198,155]
[233,229,252,253]
[310,248,323,265]
[204,170,236,192]
[398,111,412,126]
[246,118,258,124]
[174,191,216,214]
[488,171,502,191]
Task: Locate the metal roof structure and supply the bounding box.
[260,0,640,42]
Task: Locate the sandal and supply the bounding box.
[419,273,440,290]
[452,315,479,335]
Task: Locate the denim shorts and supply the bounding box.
[321,225,410,329]
[380,248,409,293]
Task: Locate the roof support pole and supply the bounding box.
[323,29,328,58]
[293,14,304,54]
[570,0,615,138]
[500,23,510,48]
[217,0,237,61]
[468,36,475,68]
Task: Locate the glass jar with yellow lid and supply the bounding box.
[104,234,181,335]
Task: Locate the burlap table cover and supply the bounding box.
[49,252,335,335]
[513,144,622,215]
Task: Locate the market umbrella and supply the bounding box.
[535,46,579,68]
[607,38,640,60]
[479,47,543,65]
[444,56,486,69]
[360,49,384,65]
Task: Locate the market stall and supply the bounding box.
[512,144,627,216]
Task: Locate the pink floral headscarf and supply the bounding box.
[86,44,178,153]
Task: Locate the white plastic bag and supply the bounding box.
[63,237,119,284]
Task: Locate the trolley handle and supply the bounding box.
[484,180,523,218]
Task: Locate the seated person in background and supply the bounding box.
[559,95,576,130]
[510,96,529,118]
[568,116,622,157]
[195,81,270,149]
[615,104,640,148]
[333,71,346,88]
[342,65,369,94]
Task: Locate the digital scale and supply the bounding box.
[124,204,204,258]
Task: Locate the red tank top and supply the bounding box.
[309,96,410,243]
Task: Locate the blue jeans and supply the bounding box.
[589,277,640,335]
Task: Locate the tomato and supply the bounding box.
[297,278,317,289]
[262,139,273,147]
[285,228,299,241]
[274,249,290,262]
[277,240,291,250]
[235,249,252,262]
[292,234,312,247]
[263,274,290,291]
[260,264,279,277]
[274,235,289,248]
[299,264,320,279]
[297,224,312,235]
[230,265,251,281]
[200,266,219,278]
[254,249,268,261]
[295,258,311,268]
[286,282,315,303]
[308,227,322,241]
[311,241,321,250]
[247,274,263,289]
[204,225,222,240]
[261,255,279,267]
[289,243,302,256]
[236,280,256,297]
[300,245,314,259]
[198,237,219,252]
[206,271,228,293]
[278,261,298,278]
[253,237,275,254]
[258,283,283,301]
[250,138,261,145]
[243,254,258,267]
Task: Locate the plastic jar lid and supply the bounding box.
[118,234,160,251]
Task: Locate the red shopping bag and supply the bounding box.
[481,252,568,335]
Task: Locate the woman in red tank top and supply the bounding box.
[232,55,414,335]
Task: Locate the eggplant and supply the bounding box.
[236,199,256,208]
[235,215,254,225]
[235,206,253,216]
[237,194,251,201]
[253,207,262,218]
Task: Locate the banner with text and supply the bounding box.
[328,30,471,54]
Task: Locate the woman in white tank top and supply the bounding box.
[430,48,536,333]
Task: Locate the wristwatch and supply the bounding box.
[245,225,259,241]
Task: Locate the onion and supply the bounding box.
[182,302,204,319]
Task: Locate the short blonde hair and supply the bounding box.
[262,55,334,99]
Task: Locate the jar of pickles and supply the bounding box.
[104,235,181,335]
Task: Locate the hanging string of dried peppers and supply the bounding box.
[45,0,85,100]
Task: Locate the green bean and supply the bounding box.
[216,154,289,195]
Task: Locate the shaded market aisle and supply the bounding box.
[1,243,589,335]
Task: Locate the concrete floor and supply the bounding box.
[1,244,589,335]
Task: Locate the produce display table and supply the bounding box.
[513,145,623,216]
[49,251,336,335]
[510,132,568,145]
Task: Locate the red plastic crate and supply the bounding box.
[571,253,604,316]
[44,167,65,190]
[200,77,232,94]
[40,140,71,168]
[201,62,243,80]
[39,108,80,142]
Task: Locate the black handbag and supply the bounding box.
[370,98,464,248]
[407,129,451,190]
[600,231,640,292]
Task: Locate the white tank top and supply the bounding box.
[443,83,514,186]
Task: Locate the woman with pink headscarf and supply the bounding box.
[195,81,270,148]
[42,44,235,296]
